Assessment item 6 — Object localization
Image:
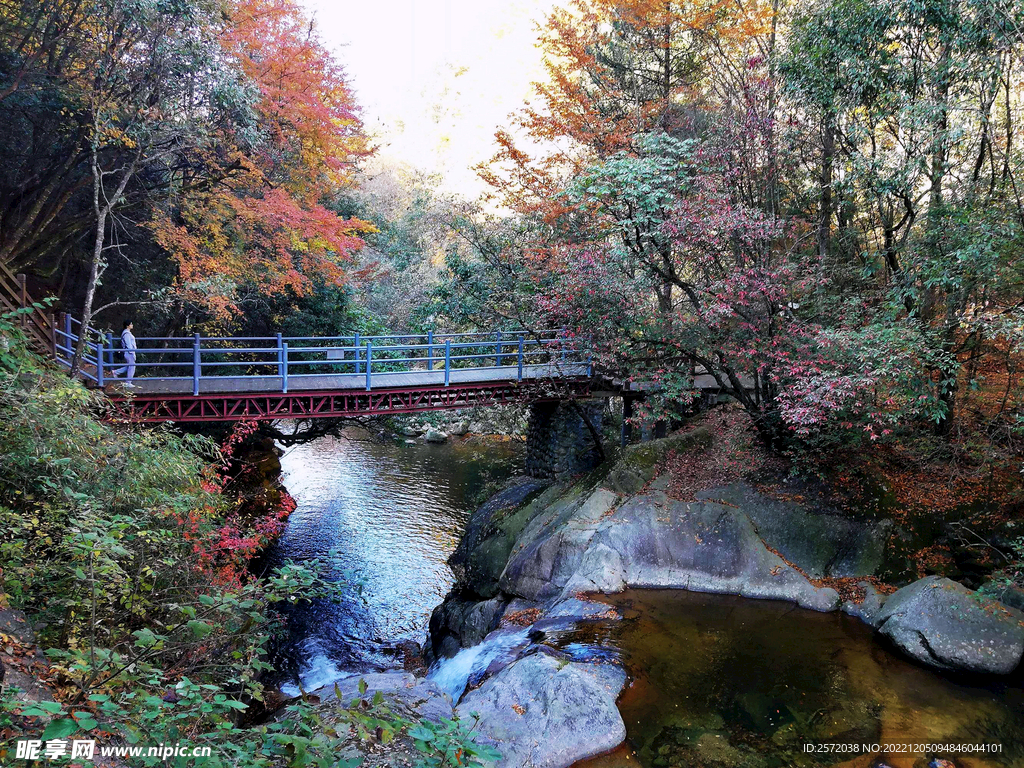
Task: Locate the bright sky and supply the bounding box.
[300,0,557,198]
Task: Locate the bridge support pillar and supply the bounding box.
[525,399,606,479]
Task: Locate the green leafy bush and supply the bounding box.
[408,713,502,768]
[0,317,499,767]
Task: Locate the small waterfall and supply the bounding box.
[280,652,347,697]
[428,628,531,702]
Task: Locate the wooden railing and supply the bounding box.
[0,263,54,354]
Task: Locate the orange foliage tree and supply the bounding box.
[480,0,774,222]
[151,0,374,319]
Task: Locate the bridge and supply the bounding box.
[50,314,594,422]
[4,277,734,475]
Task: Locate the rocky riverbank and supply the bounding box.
[389,404,530,445]
[410,423,1024,768]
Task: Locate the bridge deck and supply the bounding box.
[113,362,590,395]
[33,311,748,424]
[47,321,598,421]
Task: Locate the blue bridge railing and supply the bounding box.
[54,315,592,395]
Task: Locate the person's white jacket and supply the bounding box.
[121,328,137,351]
[115,328,137,383]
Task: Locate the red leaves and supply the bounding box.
[153,168,374,318]
[174,420,294,587]
[151,0,373,318]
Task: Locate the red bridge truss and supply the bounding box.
[107,379,593,423]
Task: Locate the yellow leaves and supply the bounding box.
[488,0,781,214]
[97,126,137,149]
[589,0,774,42]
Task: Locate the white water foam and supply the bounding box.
[428,628,531,702]
[280,652,348,697]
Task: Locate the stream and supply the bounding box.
[262,428,523,693]
[264,432,1024,767]
[571,590,1024,768]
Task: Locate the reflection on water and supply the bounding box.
[572,590,1024,768]
[262,432,1024,766]
[263,429,521,693]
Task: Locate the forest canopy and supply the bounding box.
[2,0,1024,469]
[425,0,1024,475]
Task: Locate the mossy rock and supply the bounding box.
[700,482,891,579]
[451,481,560,597]
[603,427,713,495]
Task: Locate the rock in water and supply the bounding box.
[500,489,842,612]
[424,428,448,443]
[696,481,890,579]
[317,671,453,723]
[457,653,626,768]
[875,576,1024,674]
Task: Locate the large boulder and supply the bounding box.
[310,672,455,768]
[500,490,841,612]
[603,428,712,495]
[875,576,1024,674]
[697,482,891,579]
[500,487,619,602]
[424,428,448,443]
[456,653,626,768]
[428,480,552,662]
[447,480,552,596]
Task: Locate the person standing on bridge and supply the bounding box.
[111,320,137,387]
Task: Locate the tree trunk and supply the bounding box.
[934,300,962,437]
[70,136,140,376]
[69,207,107,376]
[818,111,835,259]
[935,366,956,437]
[661,2,672,129]
[929,21,955,436]
[764,0,781,217]
[751,400,790,450]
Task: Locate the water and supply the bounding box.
[262,428,522,694]
[429,627,532,701]
[571,590,1024,768]
[263,431,1024,767]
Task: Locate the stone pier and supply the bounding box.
[524,400,606,479]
